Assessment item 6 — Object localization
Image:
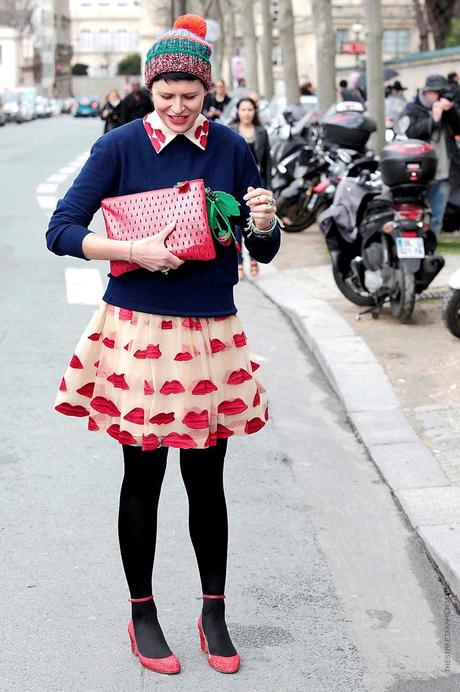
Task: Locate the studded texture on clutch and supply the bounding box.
[101,179,216,277]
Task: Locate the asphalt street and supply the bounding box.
[1,116,460,691]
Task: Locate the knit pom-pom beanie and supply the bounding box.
[144,14,212,91]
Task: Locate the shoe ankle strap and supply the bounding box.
[128,595,154,603]
[202,594,225,599]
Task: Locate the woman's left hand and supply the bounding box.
[243,186,277,230]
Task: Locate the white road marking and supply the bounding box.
[47,173,67,183]
[59,166,78,174]
[65,267,104,305]
[36,183,58,194]
[253,353,268,362]
[37,195,58,210]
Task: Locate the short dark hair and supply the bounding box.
[448,72,458,82]
[339,79,348,88]
[151,71,206,89]
[234,97,261,126]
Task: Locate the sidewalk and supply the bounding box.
[249,228,460,605]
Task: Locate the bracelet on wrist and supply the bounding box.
[245,216,278,238]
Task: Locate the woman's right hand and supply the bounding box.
[131,222,184,273]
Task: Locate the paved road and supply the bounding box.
[1,116,460,691]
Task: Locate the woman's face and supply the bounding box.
[238,100,256,126]
[109,90,119,102]
[152,79,205,133]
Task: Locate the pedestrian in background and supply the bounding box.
[46,13,280,678]
[338,79,364,104]
[100,89,122,133]
[402,74,460,236]
[230,97,272,278]
[447,71,460,106]
[203,78,230,120]
[119,81,153,124]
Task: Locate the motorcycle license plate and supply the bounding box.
[396,237,425,259]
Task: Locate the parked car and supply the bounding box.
[72,96,99,117]
[16,87,37,122]
[35,95,53,118]
[0,95,7,126]
[2,90,20,122]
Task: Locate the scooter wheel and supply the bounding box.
[442,288,460,338]
[390,265,415,322]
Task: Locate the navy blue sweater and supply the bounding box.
[46,119,280,317]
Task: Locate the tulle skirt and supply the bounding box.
[54,302,269,450]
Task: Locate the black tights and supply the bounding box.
[118,439,236,658]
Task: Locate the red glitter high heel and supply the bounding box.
[127,595,181,675]
[198,595,240,674]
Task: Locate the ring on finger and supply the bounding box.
[266,196,276,209]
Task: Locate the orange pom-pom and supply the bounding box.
[173,14,207,40]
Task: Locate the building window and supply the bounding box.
[98,29,110,50]
[78,29,93,52]
[383,29,411,56]
[336,28,349,53]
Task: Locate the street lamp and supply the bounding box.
[351,22,363,68]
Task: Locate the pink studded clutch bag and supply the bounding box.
[101,179,216,277]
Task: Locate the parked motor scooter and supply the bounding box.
[319,139,445,322]
[443,268,460,337]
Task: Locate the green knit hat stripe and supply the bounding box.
[147,38,211,65]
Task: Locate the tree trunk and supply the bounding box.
[425,0,456,48]
[239,0,259,92]
[363,0,385,154]
[222,0,236,89]
[260,0,274,99]
[311,0,336,118]
[412,0,430,52]
[278,0,299,104]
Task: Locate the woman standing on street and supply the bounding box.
[100,89,122,134]
[46,14,280,677]
[230,97,272,278]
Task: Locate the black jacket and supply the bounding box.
[119,89,153,124]
[100,100,122,133]
[230,123,272,188]
[402,95,460,180]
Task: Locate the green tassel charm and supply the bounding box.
[205,188,241,250]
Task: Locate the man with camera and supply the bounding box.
[402,74,460,236]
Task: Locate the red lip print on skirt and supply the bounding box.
[149,412,175,425]
[217,398,248,415]
[233,332,247,348]
[182,410,209,429]
[107,424,137,445]
[102,337,115,348]
[70,354,84,369]
[55,402,89,417]
[162,432,197,449]
[160,380,185,395]
[192,379,218,395]
[123,408,145,424]
[107,373,129,390]
[210,338,226,353]
[174,351,193,361]
[142,433,161,450]
[227,369,252,385]
[134,344,162,359]
[76,382,95,398]
[87,332,101,341]
[90,396,121,417]
[144,380,155,395]
[244,417,265,434]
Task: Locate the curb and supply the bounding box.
[252,266,460,606]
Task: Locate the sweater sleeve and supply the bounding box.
[45,136,119,259]
[235,144,281,264]
[403,102,434,141]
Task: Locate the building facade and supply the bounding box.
[291,0,427,85]
[54,0,73,97]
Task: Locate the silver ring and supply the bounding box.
[266,196,276,209]
[161,268,170,275]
